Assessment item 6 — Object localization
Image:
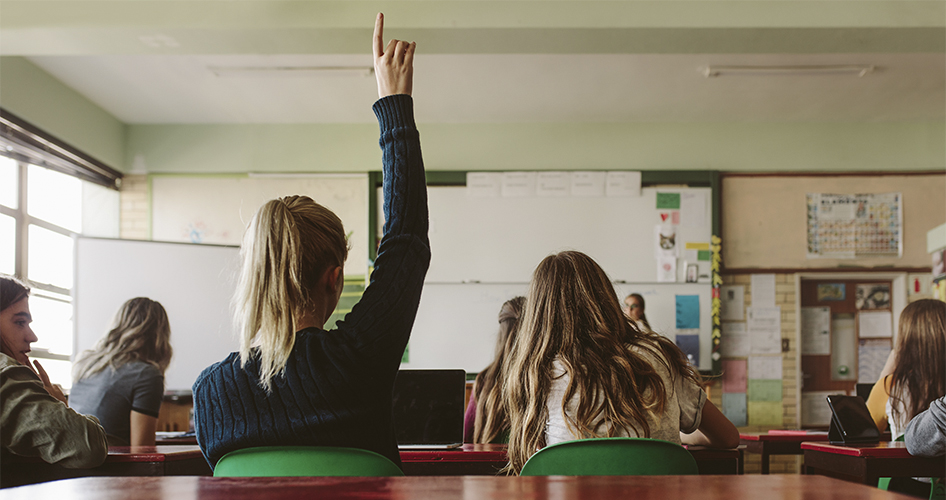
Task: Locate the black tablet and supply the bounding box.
[825,395,881,444]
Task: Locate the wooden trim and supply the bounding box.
[722,267,930,275]
[721,171,944,179]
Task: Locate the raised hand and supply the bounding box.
[32,359,67,404]
[373,13,415,98]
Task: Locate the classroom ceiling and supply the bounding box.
[2,1,944,125]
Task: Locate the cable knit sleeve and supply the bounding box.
[905,396,946,457]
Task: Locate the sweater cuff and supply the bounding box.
[373,95,415,132]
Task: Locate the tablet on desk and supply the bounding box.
[393,369,465,450]
[825,395,881,445]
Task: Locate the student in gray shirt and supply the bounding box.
[905,396,946,457]
[70,298,172,446]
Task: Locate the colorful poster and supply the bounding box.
[856,283,891,310]
[806,192,902,258]
[722,393,748,427]
[817,283,846,301]
[722,359,748,393]
[656,192,681,209]
[676,295,700,329]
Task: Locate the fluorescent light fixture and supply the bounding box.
[702,65,875,78]
[209,66,374,78]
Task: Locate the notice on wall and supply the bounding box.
[680,191,707,228]
[751,274,777,308]
[535,172,571,197]
[858,310,893,338]
[720,322,749,358]
[722,359,748,393]
[748,401,783,427]
[806,192,902,258]
[801,306,831,355]
[570,172,606,197]
[501,172,537,197]
[466,172,502,198]
[722,393,747,427]
[720,285,745,321]
[748,306,781,354]
[748,355,783,380]
[858,339,892,384]
[605,171,641,197]
[802,391,840,427]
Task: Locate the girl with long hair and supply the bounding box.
[70,297,172,446]
[623,293,652,331]
[867,299,946,437]
[0,275,107,468]
[192,14,428,469]
[464,296,525,443]
[503,251,738,474]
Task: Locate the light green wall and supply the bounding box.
[127,121,946,174]
[0,57,125,170]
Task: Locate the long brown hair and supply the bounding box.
[889,299,946,429]
[472,296,525,443]
[73,297,173,381]
[502,251,699,474]
[235,195,349,391]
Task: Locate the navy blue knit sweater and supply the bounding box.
[192,95,429,469]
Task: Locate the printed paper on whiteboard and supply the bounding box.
[657,256,677,282]
[605,171,641,197]
[501,172,536,197]
[570,172,606,197]
[466,172,501,198]
[535,172,570,197]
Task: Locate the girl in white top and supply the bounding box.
[503,251,739,474]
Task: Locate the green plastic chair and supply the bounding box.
[213,446,404,477]
[519,437,699,476]
[877,436,944,500]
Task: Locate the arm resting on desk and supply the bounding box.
[681,401,740,449]
[904,396,946,458]
[130,410,158,447]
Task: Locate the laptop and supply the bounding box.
[393,369,466,450]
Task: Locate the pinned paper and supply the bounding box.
[676,334,700,366]
[697,250,711,261]
[655,225,678,257]
[722,359,747,393]
[535,172,570,197]
[685,242,710,251]
[748,401,783,426]
[748,306,781,354]
[748,379,783,402]
[801,306,831,355]
[676,295,700,329]
[722,393,748,427]
[657,256,677,282]
[858,339,891,384]
[656,192,681,209]
[720,285,745,321]
[858,310,892,338]
[605,171,641,197]
[501,172,536,197]
[466,172,501,198]
[681,191,707,228]
[751,274,776,308]
[570,172,606,197]
[720,322,749,358]
[748,355,782,380]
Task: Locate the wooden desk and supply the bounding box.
[0,474,920,499]
[399,444,740,476]
[0,445,211,488]
[740,432,829,474]
[802,441,946,485]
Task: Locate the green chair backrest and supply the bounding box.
[213,446,404,477]
[519,437,699,476]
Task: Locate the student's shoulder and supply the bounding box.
[0,354,40,382]
[192,351,242,392]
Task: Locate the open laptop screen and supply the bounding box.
[393,369,466,448]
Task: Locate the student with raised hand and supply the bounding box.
[464,296,525,443]
[192,13,428,469]
[70,297,172,446]
[502,251,739,474]
[0,275,108,469]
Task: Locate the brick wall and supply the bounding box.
[120,174,148,239]
[721,272,801,474]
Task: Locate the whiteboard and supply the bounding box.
[152,174,369,277]
[74,237,241,392]
[403,282,712,372]
[386,183,715,372]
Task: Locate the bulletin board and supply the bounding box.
[150,173,369,277]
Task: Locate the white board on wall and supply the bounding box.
[386,183,715,372]
[403,282,712,372]
[74,237,241,392]
[151,174,369,277]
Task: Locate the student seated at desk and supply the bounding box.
[866,300,946,438]
[70,298,172,446]
[192,13,428,470]
[905,395,946,457]
[502,252,739,474]
[464,296,524,444]
[0,275,107,469]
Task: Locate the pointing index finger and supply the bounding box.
[373,13,384,58]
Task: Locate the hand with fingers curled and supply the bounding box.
[373,13,415,98]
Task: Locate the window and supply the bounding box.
[1,156,120,388]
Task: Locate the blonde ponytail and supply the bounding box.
[235,196,349,392]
